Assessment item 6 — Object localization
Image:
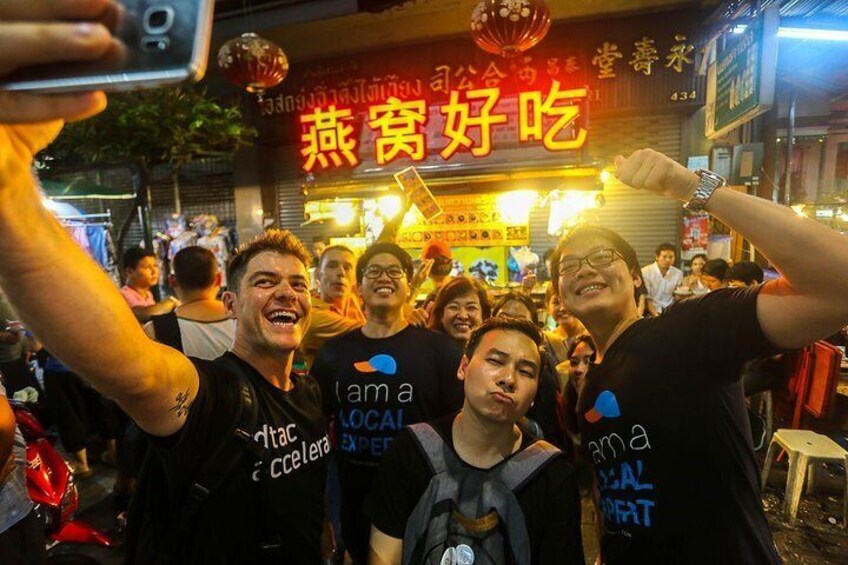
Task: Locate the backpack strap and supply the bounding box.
[407,422,453,475]
[151,311,184,353]
[494,439,561,492]
[174,356,266,534]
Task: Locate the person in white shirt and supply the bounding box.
[641,243,683,314]
[144,246,235,360]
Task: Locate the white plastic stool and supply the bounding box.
[761,429,848,526]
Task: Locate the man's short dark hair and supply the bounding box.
[465,317,543,360]
[550,225,640,292]
[227,230,312,292]
[492,291,538,326]
[122,246,155,271]
[318,245,354,269]
[655,243,676,257]
[703,258,729,281]
[428,277,491,334]
[173,247,217,291]
[727,261,764,285]
[356,242,414,284]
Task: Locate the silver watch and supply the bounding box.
[684,169,727,213]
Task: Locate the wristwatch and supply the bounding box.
[684,169,727,213]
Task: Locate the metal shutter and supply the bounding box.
[527,113,684,267]
[591,114,683,267]
[51,158,236,251]
[148,158,237,236]
[277,180,367,246]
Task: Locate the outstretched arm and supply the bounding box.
[376,193,413,243]
[131,298,178,324]
[615,149,848,349]
[0,0,198,437]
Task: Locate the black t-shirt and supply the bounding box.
[312,325,464,557]
[130,352,330,564]
[577,286,782,564]
[313,325,464,464]
[364,414,585,565]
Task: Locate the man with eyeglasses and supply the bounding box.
[551,148,848,564]
[312,242,464,564]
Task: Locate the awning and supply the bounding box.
[39,178,136,200]
[303,162,605,201]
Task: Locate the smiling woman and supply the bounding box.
[428,277,491,347]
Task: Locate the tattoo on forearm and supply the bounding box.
[170,390,193,419]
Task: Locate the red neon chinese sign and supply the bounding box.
[299,81,588,173]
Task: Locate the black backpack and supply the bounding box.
[402,423,561,565]
[125,355,266,564]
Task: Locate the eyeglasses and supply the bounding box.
[558,248,623,277]
[363,265,406,280]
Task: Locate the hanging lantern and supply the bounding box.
[470,0,551,58]
[217,32,289,95]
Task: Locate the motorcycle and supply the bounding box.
[11,400,113,549]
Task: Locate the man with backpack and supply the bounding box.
[365,317,584,565]
[0,60,334,560]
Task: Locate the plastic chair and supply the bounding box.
[761,429,848,526]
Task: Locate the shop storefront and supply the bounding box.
[703,2,848,256]
[254,6,707,278]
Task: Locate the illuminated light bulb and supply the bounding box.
[335,202,357,226]
[547,191,600,235]
[377,195,402,220]
[496,190,538,224]
[401,208,420,227]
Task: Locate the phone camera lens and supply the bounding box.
[143,6,175,34]
[149,10,167,28]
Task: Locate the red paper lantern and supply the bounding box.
[217,32,289,95]
[470,0,552,58]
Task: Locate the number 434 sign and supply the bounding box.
[670,90,697,101]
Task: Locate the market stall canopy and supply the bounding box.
[39,178,136,200]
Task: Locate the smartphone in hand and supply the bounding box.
[0,0,214,93]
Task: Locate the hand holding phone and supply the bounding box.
[0,0,115,124]
[0,0,214,96]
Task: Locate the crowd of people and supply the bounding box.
[4,4,848,565]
